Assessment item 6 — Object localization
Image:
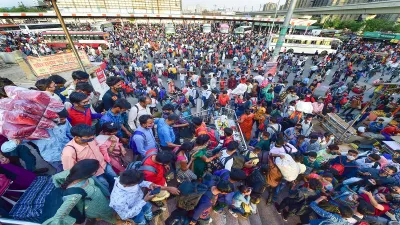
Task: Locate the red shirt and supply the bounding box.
[218,94,230,106]
[142,151,166,186]
[360,193,390,216]
[67,107,92,126]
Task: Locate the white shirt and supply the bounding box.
[179,73,186,81]
[128,103,151,130]
[270,143,298,155]
[210,78,217,89]
[220,149,234,171]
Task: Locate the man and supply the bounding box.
[300,115,314,137]
[306,134,320,153]
[67,92,102,126]
[64,82,100,113]
[210,74,217,90]
[141,150,180,202]
[310,196,353,225]
[131,115,157,157]
[100,99,132,138]
[218,90,230,107]
[329,149,359,180]
[102,76,123,111]
[187,85,197,107]
[61,124,116,188]
[190,180,234,225]
[316,144,340,164]
[369,118,385,133]
[128,96,151,131]
[61,70,89,98]
[228,75,237,90]
[32,109,72,172]
[359,165,397,186]
[312,98,324,115]
[155,114,180,151]
[49,74,67,103]
[161,104,189,145]
[220,141,240,171]
[360,190,392,217]
[35,78,61,102]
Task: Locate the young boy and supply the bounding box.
[110,169,162,225]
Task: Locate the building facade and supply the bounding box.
[263,2,278,11]
[55,0,182,14]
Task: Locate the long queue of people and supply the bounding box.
[0,22,399,225]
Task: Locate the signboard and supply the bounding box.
[27,51,90,77]
[363,32,400,40]
[96,68,106,84]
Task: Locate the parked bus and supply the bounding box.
[234,26,252,34]
[202,24,212,33]
[42,31,109,48]
[165,23,176,34]
[19,23,64,34]
[92,21,114,32]
[269,34,341,54]
[0,24,20,34]
[219,23,230,34]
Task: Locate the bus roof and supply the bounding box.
[0,24,19,27]
[220,24,229,28]
[238,26,252,28]
[42,31,107,35]
[19,23,61,26]
[272,34,341,41]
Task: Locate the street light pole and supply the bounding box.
[266,0,281,50]
[271,0,298,61]
[49,0,86,72]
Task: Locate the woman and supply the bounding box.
[238,109,255,141]
[192,134,221,179]
[96,122,133,174]
[43,159,115,225]
[175,142,198,183]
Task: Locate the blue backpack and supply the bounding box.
[129,130,146,155]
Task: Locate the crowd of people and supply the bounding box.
[0,21,400,225]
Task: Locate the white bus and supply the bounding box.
[19,23,64,34]
[202,24,212,33]
[219,23,230,34]
[234,26,252,34]
[165,23,176,34]
[269,35,342,54]
[92,21,114,32]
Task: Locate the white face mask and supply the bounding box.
[347,155,356,161]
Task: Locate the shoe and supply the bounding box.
[228,209,238,218]
[282,210,289,222]
[34,168,49,174]
[274,202,282,214]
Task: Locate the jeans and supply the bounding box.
[4,144,36,172]
[132,202,153,225]
[97,164,117,189]
[180,80,185,89]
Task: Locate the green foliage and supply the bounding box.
[364,19,396,32]
[0,3,45,12]
[324,19,364,32]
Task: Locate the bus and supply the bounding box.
[269,35,342,54]
[219,24,230,34]
[19,23,64,34]
[202,24,212,33]
[234,26,252,34]
[165,23,176,34]
[92,21,114,32]
[42,31,109,48]
[0,24,20,34]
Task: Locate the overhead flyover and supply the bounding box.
[238,0,400,15]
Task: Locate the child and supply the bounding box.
[230,185,252,218]
[96,122,132,174]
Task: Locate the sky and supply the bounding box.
[1,0,283,11]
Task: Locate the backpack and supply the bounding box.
[93,100,105,113]
[126,149,158,174]
[274,85,283,94]
[221,152,245,170]
[196,127,220,150]
[40,187,89,223]
[176,173,219,211]
[267,124,282,142]
[249,138,259,147]
[330,156,358,176]
[129,130,146,155]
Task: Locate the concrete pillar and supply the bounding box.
[13,51,36,81]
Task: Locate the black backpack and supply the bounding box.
[176,182,209,211]
[40,187,90,223]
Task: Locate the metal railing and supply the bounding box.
[0,218,40,225]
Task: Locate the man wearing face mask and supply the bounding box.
[312,98,325,115]
[300,114,314,137]
[67,92,103,126]
[131,115,157,157]
[358,165,397,186]
[316,144,340,165]
[329,149,359,180]
[103,76,123,111]
[161,104,189,145]
[32,109,72,172]
[62,124,116,189]
[128,96,151,131]
[100,99,132,139]
[306,134,321,153]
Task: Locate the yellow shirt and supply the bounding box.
[147,62,153,70]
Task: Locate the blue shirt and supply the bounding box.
[100,110,124,137]
[232,191,250,209]
[310,201,351,225]
[132,126,157,156]
[32,121,72,162]
[155,118,175,147]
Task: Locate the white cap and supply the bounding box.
[358,127,366,133]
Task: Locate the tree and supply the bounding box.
[0,3,45,12]
[364,18,395,32]
[341,20,364,32]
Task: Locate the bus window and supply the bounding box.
[316,40,321,45]
[311,40,317,45]
[272,38,278,43]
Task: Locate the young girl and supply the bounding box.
[96,122,132,174]
[174,142,198,183]
[230,185,252,218]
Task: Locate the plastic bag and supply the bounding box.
[4,110,41,126]
[5,86,50,106]
[37,117,57,129]
[12,99,46,116]
[0,98,14,110]
[295,101,313,114]
[275,154,300,182]
[43,98,64,119]
[1,122,36,139]
[26,127,50,140]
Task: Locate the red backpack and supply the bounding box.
[330,156,357,176]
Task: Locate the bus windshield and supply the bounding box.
[203,24,211,33]
[220,24,229,33]
[165,24,175,34]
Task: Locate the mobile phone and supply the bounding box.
[150,187,161,195]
